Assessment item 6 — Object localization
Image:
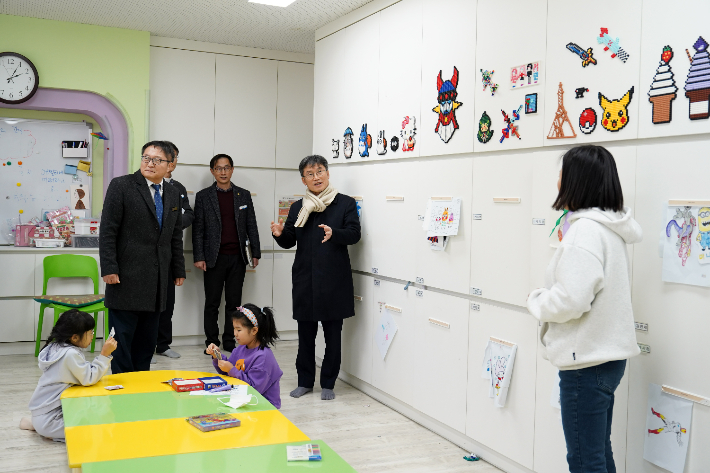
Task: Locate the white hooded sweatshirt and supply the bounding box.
[527,207,643,370]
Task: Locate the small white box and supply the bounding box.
[62,148,88,158]
[35,239,65,248]
[74,218,100,235]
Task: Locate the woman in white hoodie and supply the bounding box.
[20,309,117,441]
[527,145,642,473]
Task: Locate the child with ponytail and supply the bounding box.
[206,304,283,408]
[21,309,117,441]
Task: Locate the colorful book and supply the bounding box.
[287,444,322,461]
[186,413,241,432]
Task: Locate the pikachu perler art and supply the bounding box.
[598,86,634,132]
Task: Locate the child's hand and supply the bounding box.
[101,337,117,357]
[217,360,234,373]
[206,343,218,356]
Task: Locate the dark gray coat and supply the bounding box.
[273,194,361,322]
[192,182,261,268]
[99,170,186,312]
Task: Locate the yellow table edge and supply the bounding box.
[65,409,309,468]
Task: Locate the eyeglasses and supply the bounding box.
[141,155,172,166]
[213,166,233,173]
[304,169,326,180]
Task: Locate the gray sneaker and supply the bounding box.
[150,355,157,364]
[157,348,181,359]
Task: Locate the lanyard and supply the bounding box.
[549,209,569,238]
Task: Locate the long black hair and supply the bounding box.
[553,145,624,212]
[42,309,95,351]
[228,304,279,350]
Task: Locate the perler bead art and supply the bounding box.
[566,42,598,67]
[579,108,597,134]
[480,69,499,96]
[547,82,577,139]
[575,87,589,99]
[433,67,462,143]
[597,28,629,63]
[477,111,494,143]
[499,106,522,143]
[598,86,634,132]
[648,46,677,124]
[684,37,710,120]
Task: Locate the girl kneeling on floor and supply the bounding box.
[206,304,283,408]
[21,309,117,441]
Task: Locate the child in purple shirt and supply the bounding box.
[206,304,283,408]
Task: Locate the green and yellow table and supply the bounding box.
[62,370,310,469]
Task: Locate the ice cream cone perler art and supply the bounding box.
[684,37,710,120]
[648,46,678,124]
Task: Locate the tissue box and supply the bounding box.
[15,225,35,246]
[75,218,100,235]
[171,379,204,393]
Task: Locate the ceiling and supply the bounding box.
[0,0,374,54]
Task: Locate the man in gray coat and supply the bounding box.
[99,141,186,373]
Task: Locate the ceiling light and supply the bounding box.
[3,119,22,125]
[248,0,297,6]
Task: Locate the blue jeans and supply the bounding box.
[559,360,626,473]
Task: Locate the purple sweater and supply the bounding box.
[213,344,283,408]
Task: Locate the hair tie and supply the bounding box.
[237,307,258,327]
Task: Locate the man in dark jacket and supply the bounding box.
[153,141,194,362]
[99,141,186,374]
[192,154,261,353]
[271,155,360,401]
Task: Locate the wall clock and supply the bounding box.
[0,52,39,104]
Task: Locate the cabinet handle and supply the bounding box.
[384,304,402,313]
[493,197,521,203]
[428,318,450,329]
[354,295,363,301]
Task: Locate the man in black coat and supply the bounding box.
[153,141,194,362]
[192,154,261,353]
[271,155,360,401]
[100,141,186,374]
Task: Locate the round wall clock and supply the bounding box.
[0,52,39,104]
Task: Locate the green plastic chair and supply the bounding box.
[35,254,108,357]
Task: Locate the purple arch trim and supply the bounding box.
[2,88,129,196]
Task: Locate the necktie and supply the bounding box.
[152,183,163,231]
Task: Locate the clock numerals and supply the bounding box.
[7,58,14,64]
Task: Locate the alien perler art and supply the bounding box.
[480,69,498,96]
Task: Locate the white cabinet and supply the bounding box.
[150,48,216,165]
[411,289,469,433]
[0,299,35,342]
[336,163,373,273]
[230,168,276,251]
[341,274,374,385]
[214,55,278,168]
[172,264,206,337]
[170,163,215,252]
[0,254,35,296]
[466,302,538,470]
[242,257,273,310]
[276,62,314,169]
[272,252,297,333]
[470,154,533,307]
[370,279,417,405]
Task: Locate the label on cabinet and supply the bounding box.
[634,322,648,332]
[415,277,424,284]
[417,215,424,221]
[532,218,546,225]
[415,289,423,298]
[372,267,379,274]
[638,343,651,354]
[470,287,483,296]
[470,303,480,311]
[473,214,482,220]
[374,279,381,286]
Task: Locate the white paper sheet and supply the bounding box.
[424,197,462,237]
[375,308,398,360]
[643,383,693,473]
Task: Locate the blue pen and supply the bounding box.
[207,384,234,393]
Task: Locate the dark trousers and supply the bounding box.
[559,359,627,473]
[296,320,343,390]
[156,271,176,354]
[108,308,161,374]
[204,253,246,351]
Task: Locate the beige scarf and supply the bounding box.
[295,184,338,227]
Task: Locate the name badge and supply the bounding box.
[239,205,247,210]
[171,207,178,211]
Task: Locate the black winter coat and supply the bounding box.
[99,171,186,312]
[192,182,261,268]
[274,193,361,322]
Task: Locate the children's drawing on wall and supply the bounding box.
[358,124,372,157]
[376,130,387,155]
[525,93,537,114]
[500,106,521,143]
[427,235,448,251]
[390,135,399,152]
[278,196,299,224]
[579,108,597,134]
[70,185,88,211]
[400,116,416,152]
[480,69,498,96]
[332,139,339,159]
[597,28,629,63]
[477,111,494,143]
[662,204,710,287]
[598,87,634,132]
[375,307,398,360]
[481,339,517,408]
[422,197,462,237]
[343,127,354,159]
[433,67,462,143]
[648,46,677,124]
[643,384,693,473]
[548,83,577,139]
[566,42,597,67]
[684,37,710,120]
[510,62,539,89]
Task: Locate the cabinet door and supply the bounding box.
[336,163,372,273]
[169,164,216,252]
[370,279,417,405]
[214,55,277,168]
[231,168,276,252]
[271,252,297,333]
[466,303,538,470]
[0,254,35,296]
[242,257,273,310]
[150,48,215,165]
[1,299,35,342]
[411,289,469,433]
[470,154,533,307]
[276,62,314,169]
[341,274,374,385]
[173,263,206,337]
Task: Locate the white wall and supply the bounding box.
[313,1,710,472]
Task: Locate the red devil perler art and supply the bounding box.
[433,67,463,143]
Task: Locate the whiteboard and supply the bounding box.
[0,118,92,244]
